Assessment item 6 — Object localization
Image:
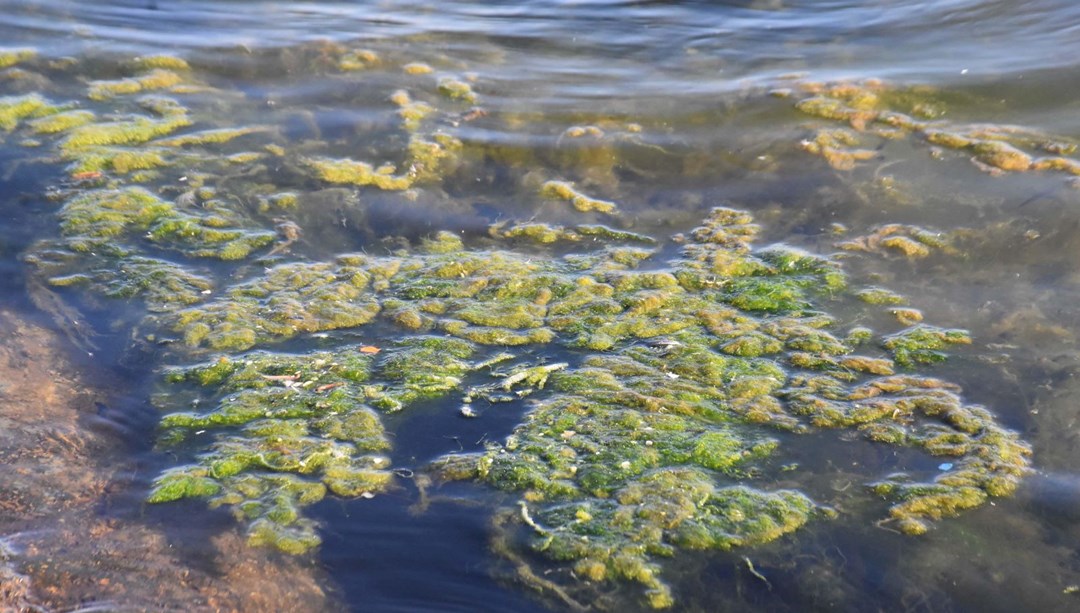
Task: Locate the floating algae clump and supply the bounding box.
[302,133,461,189]
[173,259,382,350]
[540,180,619,215]
[87,68,186,100]
[340,208,1024,608]
[303,156,413,190]
[28,109,95,134]
[150,351,392,553]
[403,62,433,75]
[0,93,64,131]
[131,54,191,72]
[338,48,380,71]
[436,76,477,103]
[153,126,265,147]
[47,256,212,311]
[837,223,955,259]
[60,114,192,151]
[0,47,35,69]
[57,186,275,258]
[793,79,1080,178]
[489,220,655,245]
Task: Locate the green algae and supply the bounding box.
[137,94,189,118]
[837,223,956,259]
[150,350,393,553]
[304,156,413,190]
[103,199,1028,606]
[153,126,264,147]
[47,256,212,311]
[507,470,818,609]
[883,325,972,367]
[489,220,655,245]
[60,115,192,151]
[66,146,170,175]
[403,62,433,75]
[56,186,275,258]
[28,110,95,134]
[793,78,1080,179]
[4,54,1035,611]
[0,93,63,131]
[390,89,436,132]
[436,76,477,103]
[338,49,380,71]
[540,180,619,215]
[131,55,191,72]
[302,133,462,190]
[173,259,381,350]
[856,287,907,305]
[87,68,185,101]
[0,47,35,69]
[365,335,478,411]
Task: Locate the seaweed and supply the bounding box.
[3,54,1033,611]
[793,79,1080,179]
[150,351,391,553]
[540,180,619,215]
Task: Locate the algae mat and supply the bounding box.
[0,44,1044,610]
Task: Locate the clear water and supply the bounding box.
[2,1,1080,611]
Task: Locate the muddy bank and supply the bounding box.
[0,308,335,612]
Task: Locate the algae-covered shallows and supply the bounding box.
[793,79,1080,178]
[6,47,1031,610]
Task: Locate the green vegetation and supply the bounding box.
[0,94,64,131]
[0,47,35,69]
[1,52,1034,610]
[87,68,186,100]
[540,180,619,214]
[28,110,96,134]
[56,186,275,258]
[436,76,477,103]
[794,79,1080,178]
[150,351,392,552]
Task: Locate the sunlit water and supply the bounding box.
[2,1,1080,611]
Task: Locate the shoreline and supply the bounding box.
[0,307,336,612]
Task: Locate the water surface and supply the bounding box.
[2,1,1080,611]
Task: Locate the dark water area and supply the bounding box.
[2,1,1080,612]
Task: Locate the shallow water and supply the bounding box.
[2,1,1080,611]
